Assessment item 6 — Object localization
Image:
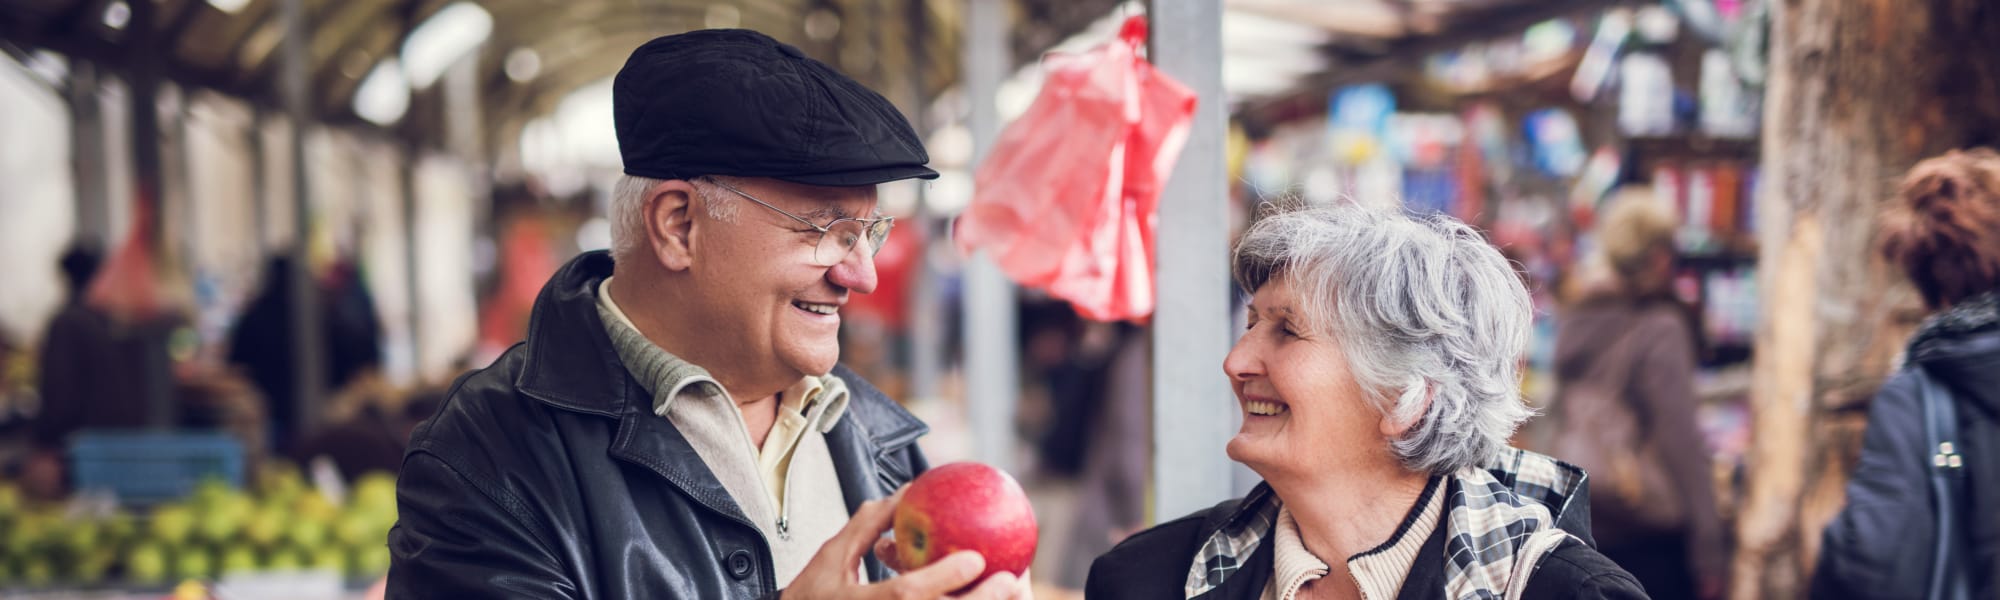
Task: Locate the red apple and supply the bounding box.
[892,462,1038,590]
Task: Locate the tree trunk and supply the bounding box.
[1734,0,2000,597]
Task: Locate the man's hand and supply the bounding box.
[783,491,1029,600]
[872,537,1033,600]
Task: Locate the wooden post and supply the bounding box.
[1734,0,2000,596]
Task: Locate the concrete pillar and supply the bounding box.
[961,0,1020,470]
[280,0,326,440]
[1146,0,1237,521]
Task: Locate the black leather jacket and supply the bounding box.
[387,251,930,598]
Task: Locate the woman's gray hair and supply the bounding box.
[608,174,739,261]
[1232,199,1534,474]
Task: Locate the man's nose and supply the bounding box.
[827,244,879,294]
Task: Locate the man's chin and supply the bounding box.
[783,352,841,378]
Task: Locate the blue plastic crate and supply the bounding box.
[69,430,245,505]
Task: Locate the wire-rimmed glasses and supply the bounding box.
[703,177,895,267]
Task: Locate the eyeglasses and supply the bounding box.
[702,177,895,267]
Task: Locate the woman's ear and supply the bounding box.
[1380,385,1433,438]
[645,179,701,271]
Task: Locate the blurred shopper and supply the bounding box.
[1021,304,1107,479]
[226,256,382,454]
[1058,323,1148,590]
[31,244,148,444]
[389,30,1023,599]
[1549,190,1726,599]
[24,245,121,498]
[1814,148,2000,600]
[1088,201,1643,599]
[30,246,155,426]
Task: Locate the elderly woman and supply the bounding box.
[1087,201,1644,599]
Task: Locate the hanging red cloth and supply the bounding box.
[955,15,1196,322]
[86,190,173,324]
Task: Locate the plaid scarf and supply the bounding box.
[1183,449,1587,599]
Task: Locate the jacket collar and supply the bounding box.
[819,362,926,582]
[1912,290,2000,351]
[1907,291,2000,415]
[514,251,635,418]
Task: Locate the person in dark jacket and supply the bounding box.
[1550,191,1727,600]
[1814,148,2000,599]
[31,244,143,449]
[387,30,1023,599]
[1088,201,1645,599]
[226,256,383,453]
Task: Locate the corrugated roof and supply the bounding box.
[0,0,1121,144]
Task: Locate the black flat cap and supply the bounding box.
[613,29,938,186]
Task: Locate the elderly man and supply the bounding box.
[388,30,1021,599]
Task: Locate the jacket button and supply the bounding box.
[726,549,755,580]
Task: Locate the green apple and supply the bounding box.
[190,479,233,511]
[4,513,46,555]
[351,473,398,511]
[244,506,284,547]
[352,544,391,578]
[219,545,259,576]
[293,493,337,523]
[0,482,20,515]
[262,487,301,511]
[266,546,305,571]
[126,543,170,584]
[58,519,101,555]
[307,545,348,574]
[103,511,138,546]
[174,545,215,581]
[196,495,251,543]
[21,556,53,587]
[149,504,195,546]
[72,551,113,584]
[332,511,375,547]
[285,518,328,548]
[257,461,306,496]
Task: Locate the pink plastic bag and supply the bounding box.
[955,16,1195,322]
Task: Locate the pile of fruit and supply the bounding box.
[0,466,397,588]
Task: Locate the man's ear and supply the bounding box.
[644,179,701,271]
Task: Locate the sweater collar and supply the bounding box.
[1265,476,1445,600]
